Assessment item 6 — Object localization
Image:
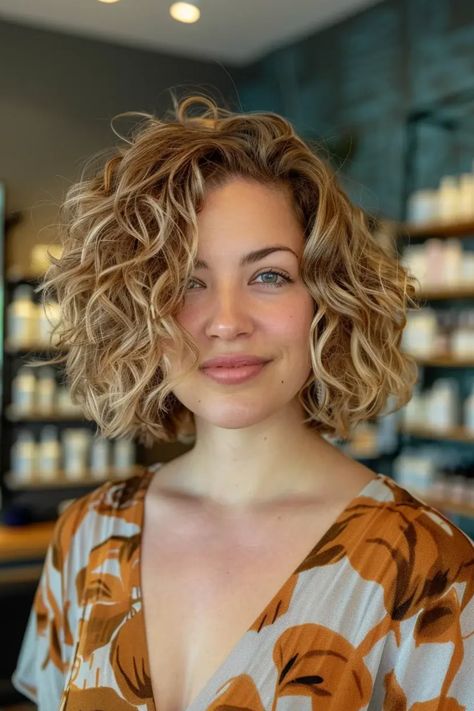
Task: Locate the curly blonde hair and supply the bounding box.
[29,92,419,447]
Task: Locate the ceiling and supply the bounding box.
[0,0,382,65]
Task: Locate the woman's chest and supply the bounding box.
[139,501,345,711]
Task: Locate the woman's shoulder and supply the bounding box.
[347,474,474,588]
[372,473,473,535]
[49,468,153,572]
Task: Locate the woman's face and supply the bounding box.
[168,176,315,429]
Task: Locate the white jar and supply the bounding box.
[10,430,37,484]
[7,285,36,348]
[90,437,112,480]
[62,428,92,481]
[459,173,474,219]
[407,189,438,224]
[37,426,61,481]
[11,367,36,416]
[426,379,460,429]
[438,176,460,222]
[442,239,463,287]
[112,438,136,476]
[36,366,57,415]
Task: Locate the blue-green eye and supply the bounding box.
[186,269,293,290]
[254,269,293,287]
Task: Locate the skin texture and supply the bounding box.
[158,175,373,512]
[140,177,377,710]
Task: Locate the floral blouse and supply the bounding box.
[12,463,474,711]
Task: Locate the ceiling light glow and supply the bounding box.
[170,2,201,24]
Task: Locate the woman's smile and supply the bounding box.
[199,360,271,384]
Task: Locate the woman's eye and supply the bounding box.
[253,270,293,287]
[186,270,293,291]
[186,278,201,290]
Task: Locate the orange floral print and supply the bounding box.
[11,469,474,711]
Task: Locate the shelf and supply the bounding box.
[4,466,143,490]
[4,406,86,422]
[399,425,474,443]
[414,286,474,300]
[412,355,474,367]
[0,520,55,563]
[398,218,474,239]
[411,492,474,519]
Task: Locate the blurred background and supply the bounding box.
[1,0,474,706]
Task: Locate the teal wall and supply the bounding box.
[234,0,474,221]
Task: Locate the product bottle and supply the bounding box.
[443,239,463,287]
[10,430,37,484]
[36,367,57,415]
[7,285,36,348]
[37,426,61,482]
[62,428,92,481]
[425,239,444,288]
[112,438,136,476]
[407,189,438,224]
[90,436,112,480]
[426,378,460,429]
[459,173,474,219]
[11,366,36,416]
[438,176,460,222]
[452,311,471,359]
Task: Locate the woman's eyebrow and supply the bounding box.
[194,246,298,270]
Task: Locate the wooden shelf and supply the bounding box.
[5,466,143,490]
[399,424,474,443]
[413,355,474,367]
[5,405,86,422]
[0,520,55,563]
[412,492,474,519]
[414,286,474,300]
[398,218,474,239]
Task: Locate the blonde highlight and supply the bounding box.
[27,92,419,447]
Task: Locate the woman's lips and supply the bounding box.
[200,362,269,384]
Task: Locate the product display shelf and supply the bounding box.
[416,286,474,300]
[413,356,474,367]
[2,286,187,528]
[395,89,474,536]
[398,218,474,239]
[0,242,163,524]
[395,217,474,525]
[408,491,474,520]
[399,424,474,443]
[4,465,144,490]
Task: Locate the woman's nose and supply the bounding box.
[204,287,254,339]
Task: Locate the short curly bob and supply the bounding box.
[29,92,419,448]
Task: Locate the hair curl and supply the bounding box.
[29,92,419,447]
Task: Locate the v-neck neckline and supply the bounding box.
[137,463,386,711]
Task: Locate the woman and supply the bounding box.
[12,94,474,711]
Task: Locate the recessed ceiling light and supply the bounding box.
[98,0,121,3]
[169,2,201,24]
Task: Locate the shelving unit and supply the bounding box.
[0,196,188,527]
[376,88,474,534]
[393,215,474,532]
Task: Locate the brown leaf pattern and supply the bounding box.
[11,468,474,711]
